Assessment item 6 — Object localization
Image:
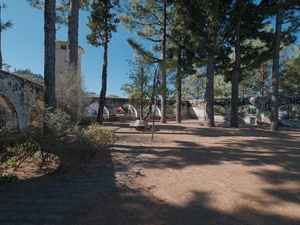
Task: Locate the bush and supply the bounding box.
[76,123,116,161]
[0,128,40,180]
[1,109,116,183]
[0,109,77,182]
[43,108,77,138]
[214,105,226,116]
[0,174,18,184]
[78,116,93,126]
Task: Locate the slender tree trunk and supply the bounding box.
[139,104,143,120]
[68,0,79,69]
[97,41,107,124]
[176,48,182,123]
[140,80,144,119]
[44,0,56,109]
[231,15,242,128]
[204,51,215,127]
[160,1,167,123]
[97,18,108,124]
[270,0,283,131]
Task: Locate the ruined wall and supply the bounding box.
[87,96,190,119]
[188,100,206,119]
[0,70,44,131]
[279,119,300,128]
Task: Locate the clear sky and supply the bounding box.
[2,0,137,97]
[2,1,300,99]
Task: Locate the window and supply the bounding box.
[60,45,67,50]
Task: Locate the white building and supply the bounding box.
[55,41,85,76]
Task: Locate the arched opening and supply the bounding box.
[166,104,176,119]
[214,105,226,116]
[127,104,138,118]
[144,105,161,120]
[238,105,257,124]
[116,104,138,121]
[0,95,19,131]
[279,103,300,120]
[84,102,109,121]
[214,105,226,122]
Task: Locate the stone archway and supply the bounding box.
[0,95,19,131]
[0,70,44,131]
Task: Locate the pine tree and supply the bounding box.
[120,0,172,123]
[121,58,154,120]
[260,0,300,131]
[86,0,119,124]
[67,0,80,70]
[27,0,57,109]
[172,0,230,127]
[44,0,57,109]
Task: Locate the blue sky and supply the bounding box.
[2,1,300,98]
[2,0,137,97]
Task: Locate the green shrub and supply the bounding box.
[78,116,93,126]
[0,174,18,184]
[1,108,77,181]
[76,123,116,160]
[214,105,226,116]
[1,108,116,183]
[167,106,176,114]
[44,108,77,138]
[0,129,41,172]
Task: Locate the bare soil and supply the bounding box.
[78,120,300,225]
[2,119,300,225]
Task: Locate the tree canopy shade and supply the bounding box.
[86,0,119,124]
[0,3,13,70]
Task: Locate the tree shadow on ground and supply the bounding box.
[0,148,117,225]
[66,185,300,225]
[92,122,300,225]
[2,120,299,225]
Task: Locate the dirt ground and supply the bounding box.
[2,119,300,225]
[65,119,299,225]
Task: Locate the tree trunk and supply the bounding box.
[44,0,56,109]
[139,104,143,120]
[270,0,283,131]
[160,1,167,123]
[204,51,215,127]
[176,49,182,123]
[97,19,108,125]
[231,13,242,128]
[67,0,79,69]
[0,4,2,70]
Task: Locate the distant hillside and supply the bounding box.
[13,69,44,85]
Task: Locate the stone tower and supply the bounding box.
[55,41,85,76]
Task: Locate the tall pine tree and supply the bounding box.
[86,0,119,124]
[120,0,172,123]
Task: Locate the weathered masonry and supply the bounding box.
[1,69,300,131]
[87,95,300,126]
[0,70,44,131]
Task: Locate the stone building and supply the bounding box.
[55,41,85,76]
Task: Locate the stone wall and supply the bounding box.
[0,70,44,131]
[279,119,300,128]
